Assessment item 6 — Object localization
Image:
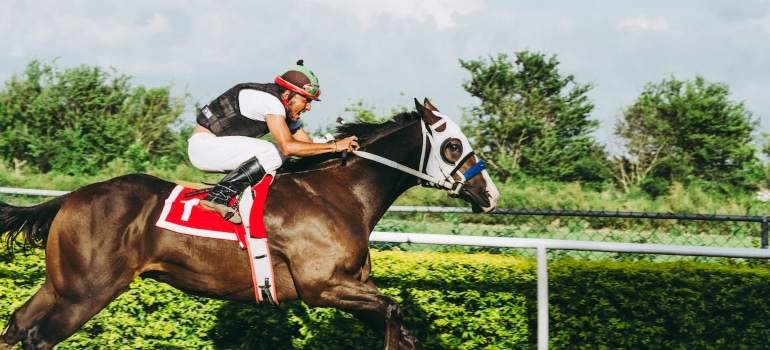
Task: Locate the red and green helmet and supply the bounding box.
[274,59,321,101]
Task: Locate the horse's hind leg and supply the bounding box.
[1,275,132,350]
[1,281,56,349]
[2,228,138,348]
[1,279,62,349]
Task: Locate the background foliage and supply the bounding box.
[611,75,762,196]
[459,51,610,185]
[0,60,190,175]
[1,54,768,196]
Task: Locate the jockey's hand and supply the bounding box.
[336,136,359,152]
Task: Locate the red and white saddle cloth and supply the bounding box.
[155,174,278,305]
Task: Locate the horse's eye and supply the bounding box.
[440,138,463,164]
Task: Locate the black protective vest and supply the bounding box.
[196,83,292,137]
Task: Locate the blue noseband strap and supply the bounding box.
[463,159,487,180]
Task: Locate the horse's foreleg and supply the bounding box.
[345,310,423,350]
[345,279,424,350]
[347,308,424,350]
[301,279,423,350]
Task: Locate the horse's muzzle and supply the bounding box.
[463,185,498,213]
[470,172,499,213]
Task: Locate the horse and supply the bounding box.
[0,98,499,350]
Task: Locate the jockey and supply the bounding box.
[188,60,359,223]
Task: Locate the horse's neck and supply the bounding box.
[345,122,423,226]
[272,120,423,231]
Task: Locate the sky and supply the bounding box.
[2,0,770,149]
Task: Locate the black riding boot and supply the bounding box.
[200,156,266,224]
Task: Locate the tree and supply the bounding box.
[760,132,770,189]
[342,96,409,123]
[605,94,672,193]
[0,60,189,175]
[611,75,761,194]
[460,51,610,184]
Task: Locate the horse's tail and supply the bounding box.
[0,194,69,252]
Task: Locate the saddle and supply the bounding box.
[155,175,278,305]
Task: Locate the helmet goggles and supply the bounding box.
[301,83,321,99]
[275,60,322,101]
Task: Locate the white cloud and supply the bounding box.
[46,12,171,47]
[2,0,770,142]
[309,0,484,30]
[756,11,770,32]
[618,15,671,31]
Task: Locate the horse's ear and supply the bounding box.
[423,98,439,112]
[415,98,442,126]
[414,98,425,113]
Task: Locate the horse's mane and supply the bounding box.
[335,111,419,142]
[278,111,420,173]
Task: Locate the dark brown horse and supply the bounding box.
[0,99,499,350]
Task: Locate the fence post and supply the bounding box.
[537,245,548,350]
[762,214,768,249]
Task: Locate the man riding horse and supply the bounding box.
[189,60,360,223]
[0,96,499,350]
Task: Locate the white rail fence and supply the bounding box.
[369,232,770,350]
[4,188,770,349]
[0,187,69,197]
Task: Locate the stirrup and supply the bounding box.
[200,200,243,224]
[223,210,242,223]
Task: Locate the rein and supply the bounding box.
[353,150,459,191]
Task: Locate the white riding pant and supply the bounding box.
[188,133,288,173]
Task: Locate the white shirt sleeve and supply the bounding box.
[238,90,285,122]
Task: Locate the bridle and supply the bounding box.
[352,113,487,197]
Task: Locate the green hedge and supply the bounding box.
[2,249,770,349]
[548,260,770,349]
